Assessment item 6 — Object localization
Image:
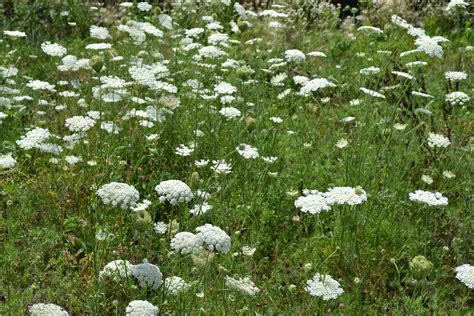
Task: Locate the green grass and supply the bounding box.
[0,2,473,314]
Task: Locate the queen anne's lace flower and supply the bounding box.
[41,42,67,57]
[195,224,231,254]
[90,25,111,39]
[409,190,448,206]
[236,144,259,159]
[219,107,241,119]
[126,300,158,316]
[324,187,368,206]
[164,276,191,295]
[427,133,451,148]
[131,259,163,289]
[155,180,193,205]
[99,260,133,279]
[445,91,470,106]
[170,232,204,254]
[445,71,467,82]
[16,127,52,150]
[306,273,344,300]
[284,49,306,63]
[29,303,68,316]
[97,182,140,209]
[0,153,16,169]
[65,116,96,133]
[455,264,474,289]
[360,87,385,99]
[298,78,336,96]
[225,276,260,295]
[295,191,331,214]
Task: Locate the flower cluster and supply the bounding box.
[155,180,193,205]
[97,182,140,209]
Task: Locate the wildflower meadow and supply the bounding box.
[0,0,472,314]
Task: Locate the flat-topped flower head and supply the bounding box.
[29,303,68,316]
[455,264,474,289]
[97,182,140,209]
[164,276,191,295]
[155,179,193,205]
[427,133,451,148]
[100,260,133,279]
[170,232,204,254]
[295,190,331,214]
[41,42,67,57]
[225,276,260,295]
[131,259,163,290]
[446,91,470,106]
[409,190,448,206]
[324,186,368,206]
[195,224,231,254]
[306,273,344,300]
[126,300,158,316]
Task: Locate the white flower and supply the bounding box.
[214,82,237,95]
[415,36,444,58]
[270,116,283,123]
[262,156,277,164]
[446,0,469,12]
[219,107,241,120]
[41,42,67,57]
[360,66,380,75]
[421,175,433,185]
[446,91,470,106]
[241,246,256,256]
[357,26,383,34]
[96,182,140,209]
[427,133,451,148]
[155,180,193,205]
[445,71,467,82]
[175,143,195,156]
[335,138,348,149]
[324,187,368,206]
[298,78,336,96]
[4,30,26,38]
[307,51,327,57]
[195,159,209,167]
[58,55,90,72]
[225,276,260,295]
[65,116,96,133]
[29,303,68,316]
[409,190,448,206]
[137,2,153,11]
[0,153,16,169]
[126,300,158,316]
[198,45,228,58]
[164,276,191,295]
[284,49,306,63]
[454,264,474,289]
[236,144,259,159]
[131,259,163,289]
[16,127,53,151]
[64,155,82,165]
[27,80,56,92]
[90,25,111,39]
[85,43,112,50]
[131,199,152,212]
[392,71,414,80]
[360,87,385,99]
[442,171,456,179]
[306,273,344,300]
[195,224,231,254]
[99,260,133,279]
[170,232,204,254]
[190,202,213,216]
[295,191,331,214]
[153,222,168,234]
[210,159,232,174]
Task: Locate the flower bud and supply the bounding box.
[409,255,433,279]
